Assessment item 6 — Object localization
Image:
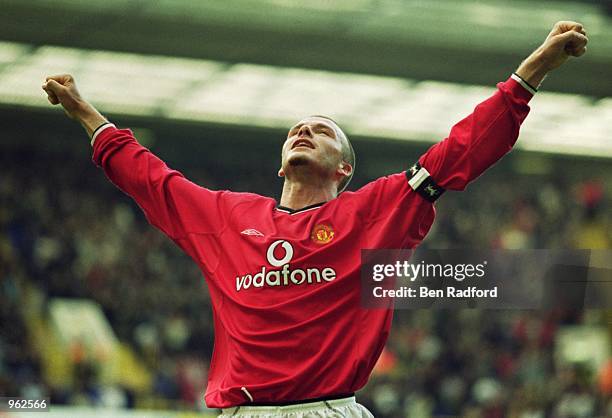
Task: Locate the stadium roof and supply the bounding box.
[1,0,611,97]
[2,41,611,158]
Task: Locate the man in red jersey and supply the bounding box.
[43,21,587,417]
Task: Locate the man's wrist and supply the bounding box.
[74,103,108,137]
[515,51,550,91]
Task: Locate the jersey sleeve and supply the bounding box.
[345,77,534,248]
[418,76,533,191]
[344,173,434,249]
[92,126,227,241]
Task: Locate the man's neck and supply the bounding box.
[279,180,337,210]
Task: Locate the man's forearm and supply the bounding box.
[418,77,532,191]
[74,103,109,137]
[515,52,549,91]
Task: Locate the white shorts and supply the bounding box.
[218,396,374,418]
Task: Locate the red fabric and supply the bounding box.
[419,77,532,191]
[598,360,612,395]
[92,77,532,408]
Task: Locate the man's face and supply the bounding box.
[279,117,347,183]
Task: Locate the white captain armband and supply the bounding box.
[406,162,445,202]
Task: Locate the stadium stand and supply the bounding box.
[1,129,610,417]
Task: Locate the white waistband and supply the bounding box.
[221,396,356,414]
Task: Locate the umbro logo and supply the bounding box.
[241,228,264,237]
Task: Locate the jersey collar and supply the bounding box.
[276,201,326,214]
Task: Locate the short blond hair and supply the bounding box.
[310,115,355,192]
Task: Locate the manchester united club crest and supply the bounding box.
[311,223,334,244]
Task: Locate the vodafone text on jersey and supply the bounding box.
[236,240,337,291]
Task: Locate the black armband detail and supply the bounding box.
[406,162,445,202]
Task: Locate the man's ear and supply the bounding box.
[278,167,285,178]
[337,162,352,177]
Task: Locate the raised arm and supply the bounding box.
[416,21,588,193]
[41,75,227,241]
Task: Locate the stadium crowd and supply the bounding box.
[1,137,611,418]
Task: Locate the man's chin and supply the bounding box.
[287,155,313,167]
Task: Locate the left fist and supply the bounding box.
[537,21,588,71]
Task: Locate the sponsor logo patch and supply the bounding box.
[235,239,336,291]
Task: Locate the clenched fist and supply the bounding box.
[537,21,588,71]
[42,74,107,136]
[516,21,588,89]
[41,74,86,119]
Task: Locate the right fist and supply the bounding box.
[42,74,86,119]
[536,21,588,71]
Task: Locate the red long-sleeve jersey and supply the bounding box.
[92,77,532,408]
